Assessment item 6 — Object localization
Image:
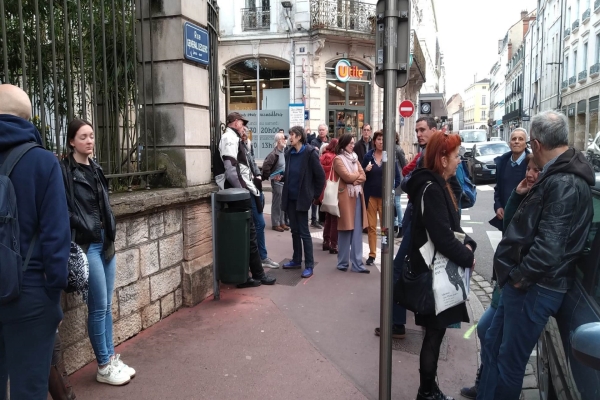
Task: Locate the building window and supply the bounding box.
[482,86,487,89]
[574,50,578,74]
[482,95,486,105]
[596,33,600,64]
[481,110,487,120]
[583,42,588,70]
[565,55,569,78]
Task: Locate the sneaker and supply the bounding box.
[112,354,136,378]
[261,257,280,269]
[301,267,314,278]
[366,256,375,266]
[310,221,323,229]
[236,278,261,288]
[253,273,276,285]
[459,385,477,399]
[282,260,302,269]
[96,363,131,386]
[374,324,406,339]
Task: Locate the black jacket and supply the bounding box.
[310,137,328,151]
[61,154,116,260]
[354,137,373,164]
[406,168,477,328]
[261,147,280,181]
[494,148,595,291]
[281,145,325,212]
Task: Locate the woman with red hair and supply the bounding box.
[404,131,477,400]
[319,138,339,253]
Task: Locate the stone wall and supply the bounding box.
[60,184,217,374]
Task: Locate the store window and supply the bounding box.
[227,57,290,159]
[325,59,372,138]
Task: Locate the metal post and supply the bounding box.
[378,0,398,399]
[211,192,220,300]
[256,58,260,143]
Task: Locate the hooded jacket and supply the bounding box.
[494,148,595,291]
[0,114,70,303]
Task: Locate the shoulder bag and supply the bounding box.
[320,166,340,217]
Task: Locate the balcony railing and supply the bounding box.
[569,76,577,87]
[562,80,569,90]
[572,19,580,32]
[590,63,600,77]
[241,7,271,31]
[564,28,571,39]
[583,8,591,22]
[578,70,588,82]
[310,0,376,34]
[596,0,600,12]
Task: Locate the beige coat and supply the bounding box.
[333,156,368,231]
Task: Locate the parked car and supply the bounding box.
[459,129,489,157]
[586,132,600,172]
[537,172,600,400]
[463,142,510,184]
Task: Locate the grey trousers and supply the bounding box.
[271,182,284,227]
[337,195,368,272]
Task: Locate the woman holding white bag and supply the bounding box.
[331,133,370,273]
[404,131,477,400]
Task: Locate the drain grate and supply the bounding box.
[267,259,318,287]
[392,328,449,360]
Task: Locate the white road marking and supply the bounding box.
[487,231,503,253]
[477,185,495,191]
[461,215,471,220]
[462,227,473,233]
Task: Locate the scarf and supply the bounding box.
[338,151,363,198]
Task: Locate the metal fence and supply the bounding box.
[241,7,270,31]
[310,0,376,34]
[0,0,162,191]
[208,0,222,166]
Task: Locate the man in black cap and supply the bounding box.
[214,112,276,288]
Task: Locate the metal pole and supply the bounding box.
[256,58,260,143]
[379,0,398,398]
[211,192,220,300]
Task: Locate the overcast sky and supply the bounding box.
[434,0,538,97]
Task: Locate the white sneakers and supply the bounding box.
[261,257,280,268]
[96,354,136,386]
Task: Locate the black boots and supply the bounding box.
[416,370,454,400]
[459,364,482,399]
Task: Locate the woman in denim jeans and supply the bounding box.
[62,119,135,386]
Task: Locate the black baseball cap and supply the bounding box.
[226,112,249,125]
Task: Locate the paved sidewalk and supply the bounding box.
[69,194,485,400]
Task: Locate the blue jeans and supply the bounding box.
[394,194,403,227]
[87,233,117,366]
[0,287,63,400]
[392,203,412,326]
[477,306,497,346]
[478,284,564,400]
[287,201,314,268]
[250,193,267,260]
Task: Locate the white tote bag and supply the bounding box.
[320,167,340,217]
[419,182,470,315]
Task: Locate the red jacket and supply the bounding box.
[402,152,421,176]
[319,151,337,202]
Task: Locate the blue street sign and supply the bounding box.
[184,22,209,65]
[304,110,310,120]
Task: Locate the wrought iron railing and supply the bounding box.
[0,0,164,191]
[569,76,577,86]
[582,8,591,21]
[208,0,221,172]
[562,80,569,89]
[241,7,270,31]
[572,19,580,31]
[564,28,571,38]
[590,63,600,76]
[578,70,588,81]
[310,0,376,34]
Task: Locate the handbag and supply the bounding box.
[61,161,90,300]
[320,167,340,217]
[418,182,469,315]
[393,184,435,315]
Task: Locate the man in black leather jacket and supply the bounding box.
[478,110,595,400]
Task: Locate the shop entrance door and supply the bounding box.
[328,109,365,138]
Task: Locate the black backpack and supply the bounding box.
[0,142,41,304]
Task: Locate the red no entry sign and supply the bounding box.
[399,100,414,118]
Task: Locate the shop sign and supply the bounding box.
[183,22,209,65]
[335,59,365,82]
[236,109,289,160]
[289,103,305,128]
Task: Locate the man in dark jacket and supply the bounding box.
[281,126,325,278]
[354,124,373,164]
[489,128,529,231]
[309,123,329,228]
[478,110,595,400]
[0,84,71,399]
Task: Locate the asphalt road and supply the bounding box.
[461,182,499,283]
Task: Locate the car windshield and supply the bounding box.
[478,143,510,156]
[460,130,488,143]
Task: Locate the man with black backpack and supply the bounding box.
[0,84,71,400]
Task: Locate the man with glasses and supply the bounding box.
[355,124,373,164]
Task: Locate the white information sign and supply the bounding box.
[289,103,305,129]
[237,109,288,160]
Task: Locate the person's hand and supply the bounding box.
[365,161,373,172]
[352,180,361,186]
[471,258,476,270]
[513,281,522,289]
[496,207,504,220]
[465,244,473,252]
[273,175,282,181]
[515,178,529,195]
